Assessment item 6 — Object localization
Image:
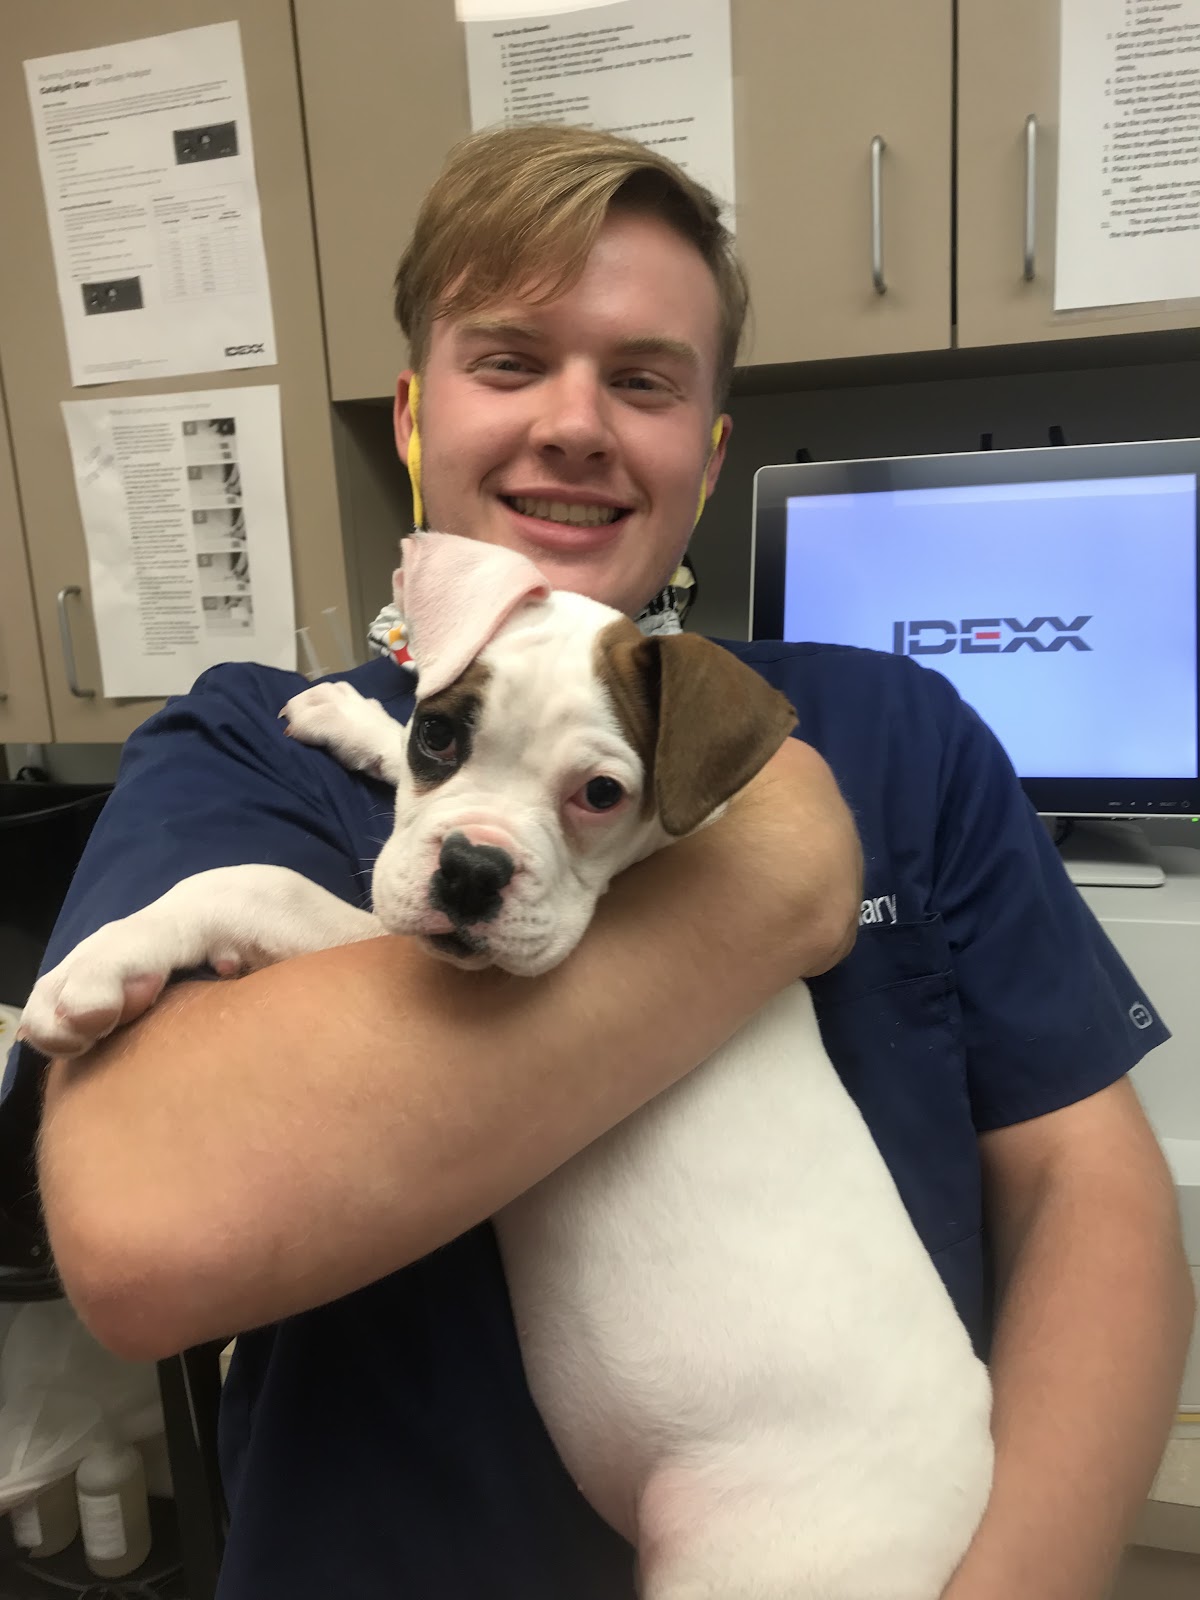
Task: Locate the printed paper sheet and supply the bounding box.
[464,0,735,214]
[25,21,277,386]
[61,386,296,698]
[1056,0,1200,310]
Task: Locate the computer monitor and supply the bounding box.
[751,439,1200,882]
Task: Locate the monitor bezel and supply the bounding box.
[750,438,1200,820]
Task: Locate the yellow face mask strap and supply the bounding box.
[694,418,723,525]
[406,372,425,529]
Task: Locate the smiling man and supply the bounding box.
[9,124,1194,1600]
[389,126,743,616]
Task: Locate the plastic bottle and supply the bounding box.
[10,1473,80,1558]
[75,1438,152,1578]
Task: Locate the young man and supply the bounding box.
[8,126,1194,1599]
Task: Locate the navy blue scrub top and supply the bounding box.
[1,641,1170,1600]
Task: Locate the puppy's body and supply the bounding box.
[499,980,992,1598]
[24,537,992,1599]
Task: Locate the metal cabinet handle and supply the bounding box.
[56,585,96,699]
[1023,114,1038,281]
[870,135,887,295]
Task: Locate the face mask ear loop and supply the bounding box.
[406,372,425,529]
[694,418,723,525]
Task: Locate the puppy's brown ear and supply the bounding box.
[596,620,796,838]
[651,634,797,835]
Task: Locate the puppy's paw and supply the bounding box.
[20,943,169,1060]
[282,681,364,747]
[282,682,404,782]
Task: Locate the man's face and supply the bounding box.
[393,208,731,617]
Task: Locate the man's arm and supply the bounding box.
[943,1078,1196,1600]
[38,737,861,1363]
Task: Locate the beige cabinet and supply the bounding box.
[0,368,52,745]
[957,0,1200,348]
[732,0,951,367]
[0,1,356,744]
[296,0,954,402]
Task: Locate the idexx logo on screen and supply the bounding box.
[892,616,1093,655]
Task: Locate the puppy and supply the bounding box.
[23,533,993,1600]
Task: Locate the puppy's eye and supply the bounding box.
[416,714,458,763]
[580,776,625,813]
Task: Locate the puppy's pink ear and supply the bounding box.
[394,532,551,697]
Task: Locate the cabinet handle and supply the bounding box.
[870,135,887,295]
[56,585,96,699]
[1023,114,1038,281]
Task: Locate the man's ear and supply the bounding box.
[705,414,732,501]
[393,372,415,465]
[645,634,797,836]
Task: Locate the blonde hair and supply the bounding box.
[394,124,748,407]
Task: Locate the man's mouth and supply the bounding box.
[501,495,631,529]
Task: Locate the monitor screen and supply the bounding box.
[751,441,1200,819]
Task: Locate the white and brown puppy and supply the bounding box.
[21,534,993,1600]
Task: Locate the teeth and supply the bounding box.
[510,496,621,527]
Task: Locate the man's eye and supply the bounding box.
[615,373,670,395]
[416,715,458,762]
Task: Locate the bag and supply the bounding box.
[0,779,113,1010]
[0,779,112,1285]
[0,1299,162,1513]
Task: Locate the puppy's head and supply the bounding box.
[373,535,796,975]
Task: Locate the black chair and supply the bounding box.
[0,778,227,1599]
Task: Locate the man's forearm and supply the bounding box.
[39,739,861,1361]
[943,1172,1195,1600]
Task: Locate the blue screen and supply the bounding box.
[783,474,1198,779]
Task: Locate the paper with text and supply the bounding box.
[61,386,296,698]
[1056,0,1200,310]
[25,21,277,386]
[464,0,735,215]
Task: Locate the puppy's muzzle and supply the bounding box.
[430,832,515,927]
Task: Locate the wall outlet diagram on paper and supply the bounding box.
[24,21,277,387]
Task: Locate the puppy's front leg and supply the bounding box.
[283,682,407,784]
[20,865,381,1060]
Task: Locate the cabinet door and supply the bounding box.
[296,0,470,403]
[0,1,353,744]
[0,369,52,745]
[733,0,952,366]
[957,0,1200,348]
[299,0,952,402]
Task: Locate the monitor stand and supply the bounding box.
[1052,818,1166,888]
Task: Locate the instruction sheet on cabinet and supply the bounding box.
[61,386,296,699]
[24,21,277,387]
[1056,0,1200,310]
[463,0,735,214]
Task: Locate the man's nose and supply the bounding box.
[530,367,615,463]
[430,832,515,926]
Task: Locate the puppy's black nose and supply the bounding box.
[430,832,514,926]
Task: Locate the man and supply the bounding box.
[8,125,1194,1599]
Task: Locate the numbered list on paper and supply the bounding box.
[1057,0,1200,309]
[465,0,735,215]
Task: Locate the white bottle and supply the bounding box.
[75,1439,152,1578]
[10,1473,80,1558]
